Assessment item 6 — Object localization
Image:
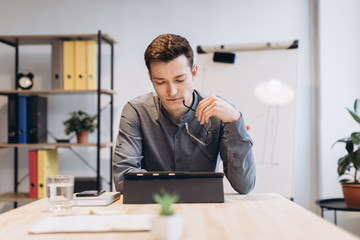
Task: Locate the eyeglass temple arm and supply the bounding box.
[182,100,196,112]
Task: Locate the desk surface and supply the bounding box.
[0,193,359,240]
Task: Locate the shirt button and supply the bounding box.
[233,153,239,158]
[176,159,181,163]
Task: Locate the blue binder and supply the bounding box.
[18,95,27,143]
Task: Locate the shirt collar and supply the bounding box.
[179,91,198,123]
[156,91,199,125]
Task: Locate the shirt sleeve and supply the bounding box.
[219,114,256,194]
[112,103,146,193]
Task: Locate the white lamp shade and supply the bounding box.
[254,79,294,106]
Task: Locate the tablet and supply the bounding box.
[123,171,224,204]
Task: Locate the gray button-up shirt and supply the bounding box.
[113,90,256,194]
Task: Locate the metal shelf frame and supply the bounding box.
[0,30,115,205]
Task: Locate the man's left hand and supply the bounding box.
[195,95,241,125]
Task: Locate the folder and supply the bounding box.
[18,95,28,144]
[63,41,75,90]
[8,94,18,143]
[37,149,59,199]
[86,40,96,90]
[27,96,47,143]
[51,41,63,89]
[29,150,38,199]
[74,41,87,90]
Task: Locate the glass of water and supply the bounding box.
[46,175,74,212]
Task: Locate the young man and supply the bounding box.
[113,34,255,194]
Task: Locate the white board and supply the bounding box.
[196,46,298,198]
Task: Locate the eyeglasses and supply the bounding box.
[183,100,212,146]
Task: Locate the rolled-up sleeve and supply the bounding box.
[113,103,146,193]
[219,115,256,194]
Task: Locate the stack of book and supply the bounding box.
[28,149,58,199]
[52,40,96,90]
[8,95,47,144]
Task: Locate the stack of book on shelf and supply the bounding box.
[8,95,47,144]
[28,149,58,199]
[52,40,96,90]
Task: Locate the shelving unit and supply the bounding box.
[0,31,115,205]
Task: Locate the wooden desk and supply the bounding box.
[0,193,358,240]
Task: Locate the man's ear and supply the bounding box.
[148,71,152,80]
[192,65,198,79]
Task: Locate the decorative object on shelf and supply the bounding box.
[16,72,34,90]
[151,189,184,240]
[332,98,360,208]
[63,110,97,144]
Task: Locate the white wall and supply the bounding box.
[318,0,360,235]
[1,0,357,235]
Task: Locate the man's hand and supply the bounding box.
[195,95,241,124]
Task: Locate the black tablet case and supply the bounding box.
[123,171,224,204]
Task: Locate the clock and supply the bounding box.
[17,72,34,90]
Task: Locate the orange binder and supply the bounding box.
[29,150,37,199]
[63,41,75,90]
[74,41,87,90]
[86,40,96,90]
[37,149,59,199]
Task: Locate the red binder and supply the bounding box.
[29,150,37,199]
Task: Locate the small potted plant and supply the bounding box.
[63,110,97,144]
[332,98,360,208]
[151,189,184,240]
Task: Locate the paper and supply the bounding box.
[29,214,154,234]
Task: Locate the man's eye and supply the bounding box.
[155,81,164,85]
[176,78,186,82]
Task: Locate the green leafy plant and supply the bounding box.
[153,189,179,216]
[63,110,97,135]
[332,98,360,183]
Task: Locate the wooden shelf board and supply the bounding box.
[0,142,113,149]
[0,192,36,202]
[0,89,115,96]
[0,33,116,45]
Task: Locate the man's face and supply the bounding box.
[149,55,197,118]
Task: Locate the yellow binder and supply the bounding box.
[37,149,59,199]
[63,41,75,90]
[74,41,87,90]
[86,40,96,90]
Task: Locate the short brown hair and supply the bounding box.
[144,34,194,73]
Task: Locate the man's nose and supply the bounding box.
[167,83,177,96]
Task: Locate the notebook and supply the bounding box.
[123,171,224,204]
[72,191,120,206]
[29,214,153,233]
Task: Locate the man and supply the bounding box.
[113,34,255,194]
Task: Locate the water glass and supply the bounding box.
[46,175,74,212]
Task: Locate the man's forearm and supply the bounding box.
[220,116,256,194]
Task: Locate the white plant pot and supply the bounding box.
[151,214,184,240]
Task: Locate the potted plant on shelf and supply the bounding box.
[63,110,97,144]
[151,189,184,240]
[332,98,360,208]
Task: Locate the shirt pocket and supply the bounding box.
[184,122,214,161]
